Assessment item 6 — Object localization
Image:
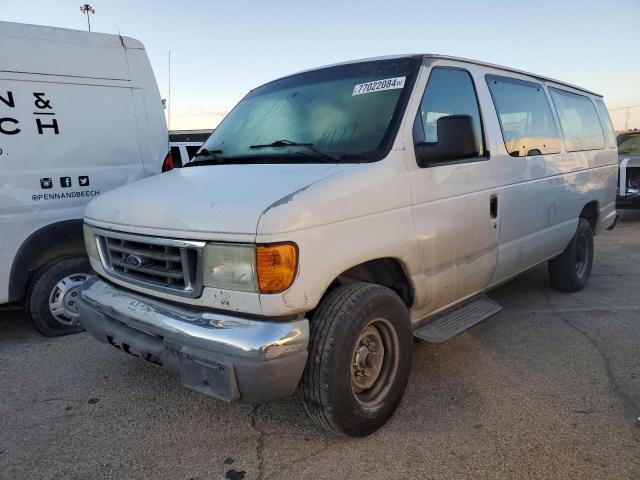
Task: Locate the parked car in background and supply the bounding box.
[0,22,169,336]
[616,130,640,208]
[169,129,212,167]
[78,54,617,436]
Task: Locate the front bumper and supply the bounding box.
[77,277,309,404]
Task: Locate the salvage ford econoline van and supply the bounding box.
[78,55,618,436]
[0,22,169,336]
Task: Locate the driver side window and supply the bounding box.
[413,67,485,158]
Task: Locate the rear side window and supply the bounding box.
[549,88,604,152]
[593,99,615,148]
[486,75,560,157]
[415,67,485,156]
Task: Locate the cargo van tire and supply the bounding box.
[26,257,92,337]
[548,218,593,292]
[299,282,412,437]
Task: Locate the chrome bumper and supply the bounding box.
[77,277,309,404]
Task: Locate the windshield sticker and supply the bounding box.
[352,76,406,96]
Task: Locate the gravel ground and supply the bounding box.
[1,211,639,480]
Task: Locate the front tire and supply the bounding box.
[299,283,413,437]
[26,256,92,337]
[548,218,593,292]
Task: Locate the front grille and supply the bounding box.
[94,228,204,297]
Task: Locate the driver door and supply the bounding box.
[407,64,500,318]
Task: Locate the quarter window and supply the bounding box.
[549,88,605,152]
[414,68,485,157]
[593,98,615,148]
[486,75,560,157]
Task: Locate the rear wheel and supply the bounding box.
[26,256,92,337]
[299,283,412,437]
[548,218,593,292]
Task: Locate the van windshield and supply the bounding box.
[196,57,419,164]
[617,133,640,155]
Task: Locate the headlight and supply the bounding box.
[202,242,298,294]
[202,243,257,292]
[83,224,100,261]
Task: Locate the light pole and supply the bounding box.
[79,4,95,32]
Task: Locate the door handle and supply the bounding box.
[490,194,498,219]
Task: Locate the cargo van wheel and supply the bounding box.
[26,257,92,337]
[299,282,412,437]
[548,218,593,292]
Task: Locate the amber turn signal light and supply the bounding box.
[256,243,298,294]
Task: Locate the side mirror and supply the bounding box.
[414,114,479,166]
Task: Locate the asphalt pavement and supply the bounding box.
[1,212,639,479]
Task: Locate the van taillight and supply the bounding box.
[162,150,174,172]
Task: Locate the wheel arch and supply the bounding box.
[9,219,86,302]
[579,200,599,233]
[324,257,414,309]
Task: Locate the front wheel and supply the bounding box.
[299,283,413,437]
[548,218,593,292]
[26,256,92,337]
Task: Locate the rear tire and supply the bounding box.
[548,218,593,292]
[25,256,92,337]
[299,282,413,437]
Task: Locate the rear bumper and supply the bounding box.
[616,189,640,209]
[77,277,309,404]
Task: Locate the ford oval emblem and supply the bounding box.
[124,255,143,267]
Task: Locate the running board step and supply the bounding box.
[413,295,502,343]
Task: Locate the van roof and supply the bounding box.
[286,53,601,97]
[0,21,144,49]
[0,21,144,81]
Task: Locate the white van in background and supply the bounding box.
[0,22,169,336]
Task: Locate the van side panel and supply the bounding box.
[400,60,617,316]
[126,48,168,175]
[485,73,618,286]
[0,78,144,302]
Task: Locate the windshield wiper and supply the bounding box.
[249,139,340,161]
[184,148,225,167]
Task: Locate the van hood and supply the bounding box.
[84,163,353,239]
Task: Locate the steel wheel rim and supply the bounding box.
[350,317,400,408]
[48,273,89,326]
[575,234,589,277]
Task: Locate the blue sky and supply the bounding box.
[3,0,639,130]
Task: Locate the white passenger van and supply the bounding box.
[78,55,618,436]
[0,22,169,336]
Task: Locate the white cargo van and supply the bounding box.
[0,22,169,336]
[78,55,618,436]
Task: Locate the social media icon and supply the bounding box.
[60,177,72,188]
[40,178,53,189]
[78,175,90,186]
